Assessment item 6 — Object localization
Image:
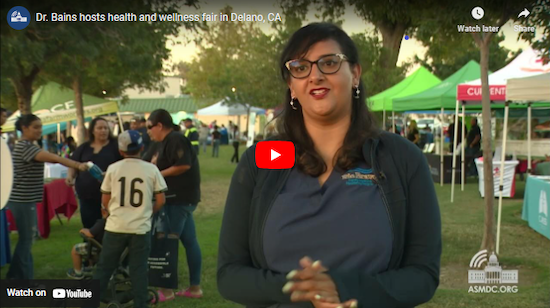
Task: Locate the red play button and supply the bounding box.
[255,141,295,169]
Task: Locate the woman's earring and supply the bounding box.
[353,85,360,99]
[290,97,298,110]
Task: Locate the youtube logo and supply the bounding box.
[255,141,295,169]
[52,288,66,299]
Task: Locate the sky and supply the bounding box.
[167,0,540,75]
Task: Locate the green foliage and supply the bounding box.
[413,0,547,79]
[515,0,550,62]
[347,0,436,27]
[350,32,410,96]
[41,0,201,96]
[414,30,511,80]
[1,0,203,111]
[280,0,434,94]
[184,5,410,108]
[0,78,18,112]
[186,6,286,109]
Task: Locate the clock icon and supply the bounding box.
[471,6,484,20]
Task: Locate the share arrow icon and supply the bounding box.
[518,8,530,18]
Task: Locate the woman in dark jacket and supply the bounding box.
[66,117,122,228]
[217,23,441,308]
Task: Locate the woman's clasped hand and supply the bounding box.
[284,257,358,308]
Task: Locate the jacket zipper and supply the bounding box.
[371,147,395,245]
[259,169,292,267]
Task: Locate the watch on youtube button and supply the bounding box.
[255,141,295,169]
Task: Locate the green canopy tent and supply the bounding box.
[3,82,119,136]
[393,61,481,111]
[367,66,441,129]
[392,61,482,187]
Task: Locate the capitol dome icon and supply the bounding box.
[468,250,518,284]
[11,11,28,23]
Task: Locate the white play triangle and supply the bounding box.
[271,149,281,161]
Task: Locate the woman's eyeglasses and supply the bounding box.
[285,54,348,79]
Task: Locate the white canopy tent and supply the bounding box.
[197,99,266,147]
[454,48,550,254]
[506,72,550,174]
[506,72,550,102]
[452,49,550,201]
[197,99,265,116]
[452,49,550,203]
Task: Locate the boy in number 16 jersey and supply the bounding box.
[93,130,168,307]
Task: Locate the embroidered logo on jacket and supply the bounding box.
[341,168,376,186]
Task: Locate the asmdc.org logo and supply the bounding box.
[468,250,519,294]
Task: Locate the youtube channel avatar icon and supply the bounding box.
[255,141,295,169]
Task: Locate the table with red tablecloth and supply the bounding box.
[6,179,78,239]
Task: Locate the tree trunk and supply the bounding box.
[73,76,87,145]
[376,21,407,88]
[246,105,251,140]
[10,65,40,115]
[479,41,495,253]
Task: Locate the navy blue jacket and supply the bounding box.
[217,131,441,308]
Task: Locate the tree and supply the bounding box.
[0,78,18,112]
[351,32,410,96]
[186,7,286,132]
[414,29,511,79]
[516,0,550,63]
[278,0,437,90]
[1,1,66,114]
[186,6,286,117]
[3,0,201,143]
[420,0,534,254]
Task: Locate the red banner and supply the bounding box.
[457,84,507,101]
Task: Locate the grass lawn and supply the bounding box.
[3,145,549,307]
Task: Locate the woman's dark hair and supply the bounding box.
[15,114,40,132]
[148,109,181,131]
[276,22,379,176]
[66,136,76,151]
[88,117,114,142]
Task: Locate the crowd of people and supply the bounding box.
[2,109,204,307]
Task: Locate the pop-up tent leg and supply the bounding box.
[527,102,532,174]
[496,102,510,255]
[392,111,395,133]
[461,104,466,192]
[117,112,124,133]
[440,107,444,187]
[451,100,460,203]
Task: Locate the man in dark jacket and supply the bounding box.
[448,119,467,153]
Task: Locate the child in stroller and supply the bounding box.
[67,207,108,279]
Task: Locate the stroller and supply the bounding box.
[80,233,159,307]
